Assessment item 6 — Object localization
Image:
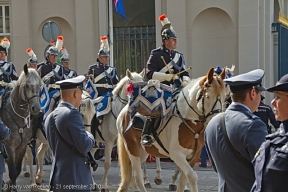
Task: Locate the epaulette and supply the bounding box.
[174,50,183,55]
[88,63,97,69]
[243,110,259,120]
[151,47,161,53]
[37,62,45,67]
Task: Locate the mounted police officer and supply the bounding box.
[251,73,288,192]
[87,36,119,147]
[0,38,18,107]
[29,36,65,148]
[142,14,191,146]
[205,69,268,192]
[253,95,280,133]
[61,46,77,79]
[26,48,38,70]
[44,76,96,192]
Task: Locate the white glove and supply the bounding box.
[181,80,189,87]
[152,72,178,82]
[7,81,17,88]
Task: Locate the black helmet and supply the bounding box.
[159,14,177,40]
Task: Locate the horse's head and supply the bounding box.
[185,68,226,123]
[112,69,144,104]
[79,91,95,132]
[16,64,43,115]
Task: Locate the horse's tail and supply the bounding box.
[117,133,133,190]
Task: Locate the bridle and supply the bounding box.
[8,85,40,131]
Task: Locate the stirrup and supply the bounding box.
[141,134,155,146]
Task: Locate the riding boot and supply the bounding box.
[141,116,158,146]
[91,115,99,148]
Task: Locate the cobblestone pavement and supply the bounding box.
[3,161,218,192]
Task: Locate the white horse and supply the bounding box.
[21,91,99,191]
[79,69,144,192]
[116,68,227,192]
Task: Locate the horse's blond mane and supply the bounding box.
[112,72,142,96]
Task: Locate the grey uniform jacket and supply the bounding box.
[44,102,95,191]
[0,118,10,173]
[205,103,268,192]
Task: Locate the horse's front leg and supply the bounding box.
[25,145,38,191]
[141,161,151,188]
[154,157,162,185]
[35,143,49,185]
[170,151,198,192]
[169,166,181,191]
[4,145,17,192]
[101,142,114,192]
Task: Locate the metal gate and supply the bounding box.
[113,26,156,78]
[272,22,288,78]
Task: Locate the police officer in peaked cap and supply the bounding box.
[44,75,96,192]
[205,69,268,192]
[251,73,288,192]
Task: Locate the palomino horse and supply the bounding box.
[117,68,227,192]
[0,64,42,192]
[80,69,144,192]
[21,91,100,190]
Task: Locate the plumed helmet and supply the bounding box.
[98,36,110,57]
[46,36,64,56]
[0,38,10,55]
[60,46,69,62]
[26,48,38,64]
[159,14,177,40]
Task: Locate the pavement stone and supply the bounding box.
[3,161,218,192]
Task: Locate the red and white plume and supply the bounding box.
[100,36,109,52]
[0,38,10,49]
[26,48,37,61]
[158,14,170,26]
[55,36,64,51]
[61,46,69,59]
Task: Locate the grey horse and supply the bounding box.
[1,64,42,192]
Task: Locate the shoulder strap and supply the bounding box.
[50,112,87,158]
[220,112,254,169]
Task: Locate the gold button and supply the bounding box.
[84,162,87,164]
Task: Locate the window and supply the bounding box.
[0,5,10,61]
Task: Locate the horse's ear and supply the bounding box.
[24,63,28,75]
[207,68,214,84]
[126,69,132,79]
[139,69,145,77]
[220,67,226,80]
[230,64,235,72]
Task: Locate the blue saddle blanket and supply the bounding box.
[127,80,173,118]
[94,92,112,117]
[43,90,61,121]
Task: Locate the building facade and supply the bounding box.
[2,0,287,101]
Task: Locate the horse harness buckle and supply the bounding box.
[19,128,24,134]
[104,84,109,88]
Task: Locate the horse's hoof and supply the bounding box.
[144,182,151,188]
[101,188,109,192]
[30,185,39,192]
[169,184,177,191]
[23,172,30,177]
[91,184,100,191]
[184,190,190,192]
[154,177,162,185]
[35,178,43,185]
